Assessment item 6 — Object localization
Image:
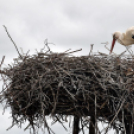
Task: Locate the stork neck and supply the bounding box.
[118,33,126,45]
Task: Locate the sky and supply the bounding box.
[0,0,134,133]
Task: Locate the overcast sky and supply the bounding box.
[0,0,134,134]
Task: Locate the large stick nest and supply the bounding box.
[1,47,134,133]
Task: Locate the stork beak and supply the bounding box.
[110,38,116,54]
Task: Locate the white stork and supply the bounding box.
[110,26,134,54]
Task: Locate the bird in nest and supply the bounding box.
[110,26,134,54]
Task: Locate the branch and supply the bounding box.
[3,25,22,59]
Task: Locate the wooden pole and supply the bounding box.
[89,116,95,134]
[73,116,80,134]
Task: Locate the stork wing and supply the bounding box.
[125,26,134,39]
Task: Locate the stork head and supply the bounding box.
[110,31,121,54]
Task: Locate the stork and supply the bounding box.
[110,26,134,54]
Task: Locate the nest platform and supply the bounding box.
[1,49,134,134]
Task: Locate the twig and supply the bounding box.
[3,25,22,59]
[0,56,5,69]
[64,49,72,53]
[118,50,127,57]
[95,94,97,134]
[89,44,94,55]
[103,42,117,55]
[67,48,82,54]
[104,96,126,134]
[121,109,126,134]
